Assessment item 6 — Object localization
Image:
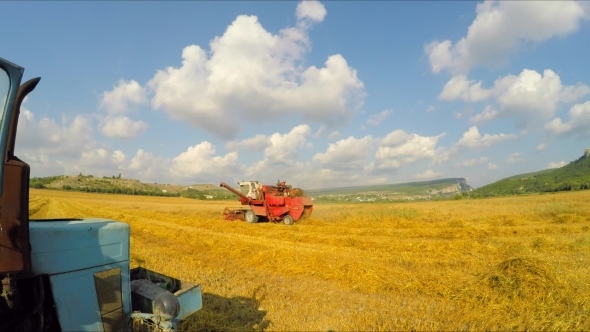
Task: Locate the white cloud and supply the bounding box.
[17,106,96,159]
[425,105,436,113]
[313,125,326,138]
[263,124,312,163]
[79,148,126,171]
[536,143,547,151]
[372,130,446,171]
[328,131,340,140]
[129,1,365,140]
[100,115,148,139]
[561,83,590,103]
[99,79,149,139]
[414,169,443,179]
[453,156,488,168]
[231,125,314,181]
[100,79,147,114]
[546,161,567,169]
[295,0,327,23]
[170,142,240,180]
[312,135,374,171]
[225,134,269,151]
[469,105,499,125]
[366,109,392,126]
[488,162,499,170]
[506,152,526,164]
[425,1,589,75]
[545,101,590,138]
[439,75,493,102]
[440,69,590,126]
[456,126,519,149]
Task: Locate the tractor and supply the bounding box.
[220,180,313,225]
[0,57,203,331]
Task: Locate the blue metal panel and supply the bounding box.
[49,261,132,332]
[29,218,130,275]
[171,284,203,325]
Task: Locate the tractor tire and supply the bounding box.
[282,214,294,226]
[245,210,259,223]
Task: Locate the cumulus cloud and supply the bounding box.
[225,134,270,152]
[536,143,547,151]
[440,69,590,127]
[425,1,589,75]
[488,162,499,170]
[506,152,526,164]
[414,169,443,179]
[107,1,366,141]
[99,79,149,139]
[17,105,96,159]
[371,130,446,171]
[295,0,327,24]
[100,79,147,114]
[366,109,392,126]
[545,101,590,138]
[328,131,340,140]
[439,75,493,102]
[100,115,148,139]
[546,161,567,169]
[170,142,241,180]
[453,156,488,168]
[456,126,519,149]
[312,135,375,171]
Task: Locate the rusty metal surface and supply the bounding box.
[0,76,40,275]
[0,157,31,274]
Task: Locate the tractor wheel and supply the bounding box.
[245,210,259,223]
[282,214,294,226]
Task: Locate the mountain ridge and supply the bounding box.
[29,174,473,201]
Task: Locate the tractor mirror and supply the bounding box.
[0,58,24,197]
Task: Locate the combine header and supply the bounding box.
[220,180,313,225]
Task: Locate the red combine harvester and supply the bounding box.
[220,180,313,225]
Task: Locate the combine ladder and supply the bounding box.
[264,200,277,222]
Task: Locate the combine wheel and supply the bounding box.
[245,210,259,223]
[282,214,294,226]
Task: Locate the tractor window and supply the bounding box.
[239,184,250,195]
[0,68,7,122]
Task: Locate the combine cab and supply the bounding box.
[220,180,313,225]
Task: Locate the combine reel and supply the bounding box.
[222,207,246,221]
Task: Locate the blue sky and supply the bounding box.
[2,0,590,189]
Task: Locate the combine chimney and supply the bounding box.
[585,148,590,158]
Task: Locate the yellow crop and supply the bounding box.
[29,189,590,331]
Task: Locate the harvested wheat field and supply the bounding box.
[29,188,590,331]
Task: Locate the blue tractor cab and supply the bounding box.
[0,57,203,331]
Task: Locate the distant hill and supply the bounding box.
[306,178,473,202]
[471,150,590,198]
[29,174,474,202]
[29,174,232,200]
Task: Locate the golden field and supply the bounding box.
[29,188,590,331]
